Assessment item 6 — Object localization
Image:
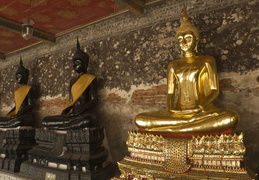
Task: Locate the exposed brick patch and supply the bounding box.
[40,97,69,110]
[219,78,237,93]
[130,85,167,108]
[106,93,127,104]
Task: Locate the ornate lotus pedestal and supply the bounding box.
[114,130,257,180]
[0,127,36,172]
[19,127,114,180]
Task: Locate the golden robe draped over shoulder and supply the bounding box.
[63,74,96,113]
[6,85,32,117]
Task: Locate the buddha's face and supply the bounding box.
[16,73,25,84]
[73,59,86,73]
[177,32,196,52]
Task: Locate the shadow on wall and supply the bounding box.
[242,120,259,175]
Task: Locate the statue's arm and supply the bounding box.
[199,57,219,108]
[167,64,176,109]
[27,88,33,106]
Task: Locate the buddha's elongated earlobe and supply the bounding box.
[194,44,198,53]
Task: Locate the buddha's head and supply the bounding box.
[176,4,200,53]
[72,38,89,74]
[16,57,29,85]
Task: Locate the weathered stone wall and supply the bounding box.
[0,0,258,174]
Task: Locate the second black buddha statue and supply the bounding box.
[42,39,98,130]
[0,58,34,128]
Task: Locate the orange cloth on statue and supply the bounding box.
[63,74,96,113]
[6,85,32,117]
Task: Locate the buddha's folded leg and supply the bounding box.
[4,119,22,128]
[135,110,192,129]
[4,114,34,128]
[0,117,10,126]
[0,114,29,128]
[43,113,96,130]
[60,113,96,130]
[146,110,239,133]
[42,115,66,128]
[61,119,91,130]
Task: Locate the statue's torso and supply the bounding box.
[168,56,213,110]
[19,97,29,113]
[15,85,32,115]
[70,76,94,114]
[73,87,91,113]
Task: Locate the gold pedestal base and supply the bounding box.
[114,131,257,180]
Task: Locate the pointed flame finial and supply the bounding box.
[183,2,189,22]
[77,37,80,50]
[20,55,23,66]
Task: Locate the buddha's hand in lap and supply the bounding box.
[10,115,17,119]
[170,106,204,115]
[61,113,79,118]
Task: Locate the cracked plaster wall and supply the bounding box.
[0,0,258,174]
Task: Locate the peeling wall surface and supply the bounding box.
[0,0,258,174]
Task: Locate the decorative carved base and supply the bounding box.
[0,169,32,180]
[0,127,36,172]
[114,131,257,180]
[19,127,114,180]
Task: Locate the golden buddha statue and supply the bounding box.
[135,6,239,134]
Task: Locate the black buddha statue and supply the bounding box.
[0,58,34,128]
[42,39,98,130]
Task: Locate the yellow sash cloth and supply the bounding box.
[63,74,96,113]
[6,85,32,117]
